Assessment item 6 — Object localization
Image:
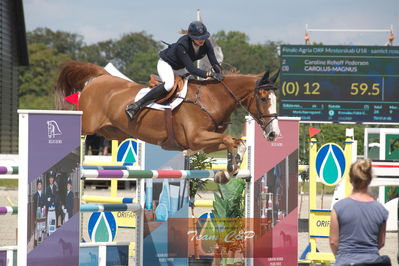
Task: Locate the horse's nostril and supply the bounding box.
[268,132,276,139]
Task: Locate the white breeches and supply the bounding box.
[157,59,187,91]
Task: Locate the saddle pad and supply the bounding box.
[134,79,188,111]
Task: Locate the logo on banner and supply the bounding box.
[315,143,346,186]
[47,120,63,144]
[88,212,117,242]
[271,132,284,147]
[117,139,138,166]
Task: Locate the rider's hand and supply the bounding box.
[212,72,224,81]
[212,64,223,73]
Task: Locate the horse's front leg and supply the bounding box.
[187,131,246,184]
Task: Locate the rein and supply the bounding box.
[220,80,278,131]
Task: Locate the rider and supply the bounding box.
[125,21,224,120]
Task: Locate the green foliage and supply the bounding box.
[79,40,114,66]
[189,152,215,170]
[19,43,70,109]
[213,31,280,74]
[188,153,215,200]
[79,32,163,83]
[19,28,164,109]
[298,123,372,163]
[212,178,246,218]
[27,27,84,58]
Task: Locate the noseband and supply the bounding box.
[253,84,278,131]
[220,81,278,132]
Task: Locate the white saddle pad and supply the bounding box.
[134,79,188,111]
[104,62,188,111]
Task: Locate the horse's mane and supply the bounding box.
[188,74,256,85]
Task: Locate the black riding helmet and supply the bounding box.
[188,21,210,40]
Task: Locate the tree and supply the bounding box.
[213,31,280,74]
[19,43,70,109]
[19,28,85,109]
[78,40,114,66]
[27,27,84,59]
[111,32,163,82]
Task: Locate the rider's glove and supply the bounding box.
[212,64,223,73]
[212,72,224,81]
[206,71,224,81]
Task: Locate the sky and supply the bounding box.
[23,0,398,46]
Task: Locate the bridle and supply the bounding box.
[220,80,278,131]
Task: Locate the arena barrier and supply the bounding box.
[0,110,299,265]
[1,204,140,214]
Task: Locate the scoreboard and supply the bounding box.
[280,45,399,123]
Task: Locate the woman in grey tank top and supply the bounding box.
[329,159,390,266]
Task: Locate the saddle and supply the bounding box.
[148,74,184,104]
[147,74,186,151]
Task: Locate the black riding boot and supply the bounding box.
[125,84,168,120]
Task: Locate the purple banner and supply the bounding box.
[27,112,81,266]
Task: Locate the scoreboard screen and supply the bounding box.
[280,45,399,123]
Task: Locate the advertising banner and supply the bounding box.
[18,110,81,266]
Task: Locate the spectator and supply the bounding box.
[102,138,111,155]
[85,134,104,155]
[329,159,390,266]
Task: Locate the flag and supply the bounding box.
[65,92,79,106]
[309,128,321,137]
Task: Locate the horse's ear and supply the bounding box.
[259,70,270,85]
[270,69,280,84]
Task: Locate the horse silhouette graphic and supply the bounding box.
[47,120,62,139]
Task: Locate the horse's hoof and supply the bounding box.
[214,171,230,185]
[183,149,197,156]
[227,152,233,172]
[235,154,242,166]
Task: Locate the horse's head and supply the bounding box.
[249,70,280,141]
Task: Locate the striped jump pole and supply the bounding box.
[82,195,214,207]
[0,206,18,215]
[81,169,251,179]
[0,166,18,175]
[189,200,214,207]
[80,203,141,213]
[82,195,134,204]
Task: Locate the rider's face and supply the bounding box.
[193,39,205,46]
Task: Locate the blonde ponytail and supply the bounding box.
[349,159,373,190]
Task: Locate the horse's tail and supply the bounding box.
[55,60,108,109]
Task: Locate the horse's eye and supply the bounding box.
[261,97,267,103]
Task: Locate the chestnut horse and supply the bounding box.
[55,61,280,183]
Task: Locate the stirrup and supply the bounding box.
[125,104,142,121]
